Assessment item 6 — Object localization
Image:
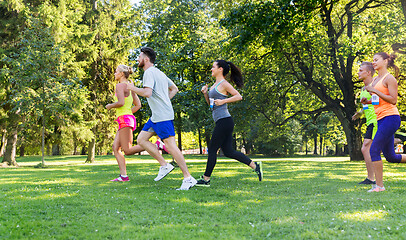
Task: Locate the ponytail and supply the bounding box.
[215,60,244,88]
[388,53,400,79]
[117,64,133,79]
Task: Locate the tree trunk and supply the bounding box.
[86,138,96,163]
[19,144,25,157]
[52,126,61,155]
[81,146,87,155]
[313,135,318,155]
[52,144,60,156]
[198,128,202,154]
[2,128,19,167]
[46,143,51,156]
[305,138,308,155]
[176,112,182,151]
[73,131,78,155]
[204,126,211,148]
[340,117,363,160]
[320,136,323,156]
[0,130,7,157]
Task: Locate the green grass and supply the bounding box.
[1,155,406,239]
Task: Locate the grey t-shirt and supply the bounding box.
[143,66,175,122]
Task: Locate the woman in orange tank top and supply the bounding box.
[361,52,406,192]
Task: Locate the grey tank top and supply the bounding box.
[208,80,231,122]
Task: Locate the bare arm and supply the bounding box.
[127,82,152,98]
[168,84,178,99]
[201,84,209,105]
[214,81,242,106]
[105,83,126,110]
[352,109,364,121]
[131,91,141,113]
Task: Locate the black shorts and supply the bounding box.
[364,123,376,140]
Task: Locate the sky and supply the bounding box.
[129,0,141,6]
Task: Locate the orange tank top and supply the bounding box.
[373,73,399,120]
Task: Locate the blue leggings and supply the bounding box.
[370,115,402,163]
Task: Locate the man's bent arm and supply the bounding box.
[128,84,152,98]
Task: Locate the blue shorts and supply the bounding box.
[142,119,175,140]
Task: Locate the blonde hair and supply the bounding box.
[117,64,134,79]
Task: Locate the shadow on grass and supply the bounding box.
[1,160,406,239]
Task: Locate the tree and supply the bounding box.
[221,0,406,160]
[1,15,87,167]
[137,0,218,151]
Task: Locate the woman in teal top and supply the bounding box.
[352,62,378,185]
[106,65,143,182]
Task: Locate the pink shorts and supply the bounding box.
[116,115,136,131]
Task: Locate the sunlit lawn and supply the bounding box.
[1,155,406,239]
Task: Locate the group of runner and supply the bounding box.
[353,52,405,192]
[106,47,263,190]
[106,47,403,192]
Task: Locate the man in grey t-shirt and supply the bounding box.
[142,66,175,122]
[127,47,196,190]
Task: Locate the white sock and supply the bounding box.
[121,175,127,178]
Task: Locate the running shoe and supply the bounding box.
[367,185,385,192]
[358,178,376,185]
[110,175,130,182]
[155,139,164,150]
[154,163,175,181]
[176,176,197,190]
[254,161,263,181]
[195,176,210,187]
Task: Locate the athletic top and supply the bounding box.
[373,73,399,120]
[114,93,133,118]
[208,80,231,122]
[360,88,377,126]
[142,66,175,122]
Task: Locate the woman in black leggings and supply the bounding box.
[196,60,263,186]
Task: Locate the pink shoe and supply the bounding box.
[155,140,164,150]
[110,175,129,182]
[367,185,385,192]
[162,144,168,153]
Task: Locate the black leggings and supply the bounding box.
[204,117,252,177]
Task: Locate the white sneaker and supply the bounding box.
[176,176,197,190]
[154,163,175,181]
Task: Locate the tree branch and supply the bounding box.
[258,106,331,126]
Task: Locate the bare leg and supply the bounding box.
[125,145,145,155]
[137,131,167,166]
[118,129,144,156]
[400,154,406,163]
[372,160,384,187]
[112,130,127,176]
[163,136,191,179]
[361,139,374,180]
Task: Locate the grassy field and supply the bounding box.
[1,155,406,239]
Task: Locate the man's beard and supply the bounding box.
[138,61,144,68]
